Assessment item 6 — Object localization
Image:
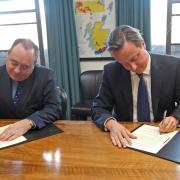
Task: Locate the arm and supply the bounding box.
[27,70,62,128]
[171,59,180,122]
[159,58,180,132]
[91,67,115,130]
[91,66,136,147]
[0,70,61,141]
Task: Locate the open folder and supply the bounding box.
[127,124,180,164]
[0,123,63,150]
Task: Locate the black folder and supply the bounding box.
[129,124,180,164]
[0,123,63,150]
[24,123,63,141]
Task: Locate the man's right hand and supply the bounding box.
[0,119,32,141]
[105,119,137,148]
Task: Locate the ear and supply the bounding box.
[141,40,146,49]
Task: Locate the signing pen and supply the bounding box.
[163,110,167,119]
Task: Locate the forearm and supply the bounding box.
[27,104,61,129]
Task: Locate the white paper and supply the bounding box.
[127,124,178,154]
[0,125,27,149]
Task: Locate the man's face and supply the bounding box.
[6,43,36,81]
[111,41,149,74]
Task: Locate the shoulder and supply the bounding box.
[104,61,128,76]
[30,65,56,83]
[0,64,7,75]
[150,53,180,72]
[104,61,123,71]
[150,53,180,63]
[0,64,6,71]
[33,64,54,75]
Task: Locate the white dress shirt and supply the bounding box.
[131,54,154,122]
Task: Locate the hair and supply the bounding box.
[8,38,39,61]
[107,25,144,52]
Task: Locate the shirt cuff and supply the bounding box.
[104,117,117,131]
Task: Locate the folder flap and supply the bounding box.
[24,123,63,141]
[157,132,180,164]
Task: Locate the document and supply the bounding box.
[127,124,178,154]
[0,125,27,149]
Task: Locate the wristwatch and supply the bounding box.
[104,117,117,131]
[27,119,36,129]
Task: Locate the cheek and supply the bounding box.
[6,65,14,74]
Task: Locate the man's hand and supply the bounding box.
[0,119,32,141]
[159,116,179,133]
[105,119,137,148]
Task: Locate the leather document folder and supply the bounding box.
[128,124,180,164]
[156,131,180,163]
[0,123,63,150]
[24,123,63,142]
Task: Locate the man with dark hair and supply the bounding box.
[92,25,180,148]
[0,38,61,141]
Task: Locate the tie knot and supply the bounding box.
[137,73,143,79]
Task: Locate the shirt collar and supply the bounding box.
[144,53,151,75]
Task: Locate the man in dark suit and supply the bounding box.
[92,25,180,148]
[0,38,61,141]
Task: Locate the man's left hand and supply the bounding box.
[0,119,32,141]
[159,116,179,133]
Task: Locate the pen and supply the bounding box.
[160,120,165,135]
[160,110,167,135]
[163,110,167,119]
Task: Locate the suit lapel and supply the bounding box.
[15,71,35,113]
[151,54,162,119]
[120,69,133,120]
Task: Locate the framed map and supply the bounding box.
[74,0,116,59]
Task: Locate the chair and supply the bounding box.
[57,87,68,119]
[71,70,103,120]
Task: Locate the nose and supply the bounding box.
[129,63,137,72]
[14,66,21,74]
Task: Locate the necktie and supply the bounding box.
[137,74,150,122]
[13,82,22,105]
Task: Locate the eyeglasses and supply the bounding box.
[9,59,34,71]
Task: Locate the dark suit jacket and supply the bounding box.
[92,53,180,130]
[0,64,61,129]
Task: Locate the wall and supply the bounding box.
[1,51,112,73]
[80,60,111,73]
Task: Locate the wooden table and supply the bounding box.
[0,120,179,180]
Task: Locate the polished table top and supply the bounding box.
[0,120,180,179]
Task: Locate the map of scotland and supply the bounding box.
[75,0,115,58]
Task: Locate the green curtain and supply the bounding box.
[44,0,80,119]
[116,0,151,50]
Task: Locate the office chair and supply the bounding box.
[57,87,67,119]
[71,70,103,120]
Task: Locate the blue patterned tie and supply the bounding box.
[13,82,22,105]
[137,74,150,122]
